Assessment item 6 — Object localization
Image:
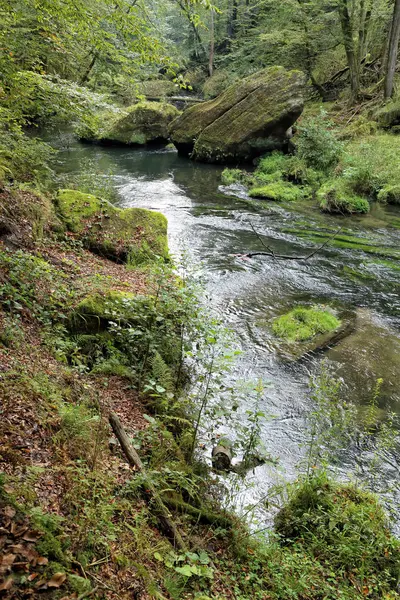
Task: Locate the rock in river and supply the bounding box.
[169,66,306,163]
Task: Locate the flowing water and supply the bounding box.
[53,138,400,520]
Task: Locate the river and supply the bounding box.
[53,138,400,522]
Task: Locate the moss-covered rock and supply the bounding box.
[70,290,139,331]
[317,181,370,214]
[78,101,180,145]
[56,189,168,263]
[272,307,341,342]
[169,66,305,163]
[375,100,400,129]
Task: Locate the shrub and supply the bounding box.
[272,306,340,342]
[317,181,370,214]
[203,70,236,98]
[221,168,245,185]
[275,473,400,592]
[341,134,400,198]
[295,112,342,173]
[249,181,301,202]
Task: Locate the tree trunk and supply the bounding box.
[338,0,360,102]
[227,0,238,39]
[209,9,214,77]
[384,0,400,98]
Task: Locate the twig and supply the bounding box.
[78,586,99,600]
[249,222,275,256]
[243,226,342,261]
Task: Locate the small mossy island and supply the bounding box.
[272,306,341,342]
[78,101,180,145]
[57,189,168,264]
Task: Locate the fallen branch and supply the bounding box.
[109,411,187,551]
[241,225,342,260]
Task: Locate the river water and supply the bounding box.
[54,139,400,521]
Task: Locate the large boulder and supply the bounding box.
[56,189,168,264]
[78,101,180,145]
[169,66,306,163]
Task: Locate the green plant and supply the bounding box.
[272,307,340,342]
[296,112,342,173]
[317,180,370,214]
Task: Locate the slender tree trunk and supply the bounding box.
[384,0,400,98]
[338,0,360,102]
[227,0,238,39]
[209,9,214,76]
[80,51,98,85]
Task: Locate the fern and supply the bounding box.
[151,351,173,393]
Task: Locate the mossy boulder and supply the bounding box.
[169,66,305,163]
[56,189,168,264]
[375,100,400,129]
[70,291,139,332]
[79,101,180,145]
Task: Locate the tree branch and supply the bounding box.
[241,225,342,261]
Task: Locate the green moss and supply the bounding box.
[377,184,400,205]
[68,574,92,595]
[317,181,370,214]
[272,306,340,342]
[249,181,301,202]
[56,189,168,263]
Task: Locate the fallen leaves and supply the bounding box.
[0,505,64,597]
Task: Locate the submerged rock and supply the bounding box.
[79,101,180,145]
[169,66,306,163]
[56,189,168,264]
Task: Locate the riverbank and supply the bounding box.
[1,181,400,599]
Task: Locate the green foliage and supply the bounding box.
[0,108,54,185]
[203,70,236,98]
[0,248,74,323]
[317,180,370,214]
[272,307,340,342]
[377,184,400,205]
[275,472,400,595]
[221,168,246,185]
[341,134,400,199]
[249,181,301,202]
[295,112,342,173]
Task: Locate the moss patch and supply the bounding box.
[249,181,301,202]
[272,306,340,342]
[56,189,168,264]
